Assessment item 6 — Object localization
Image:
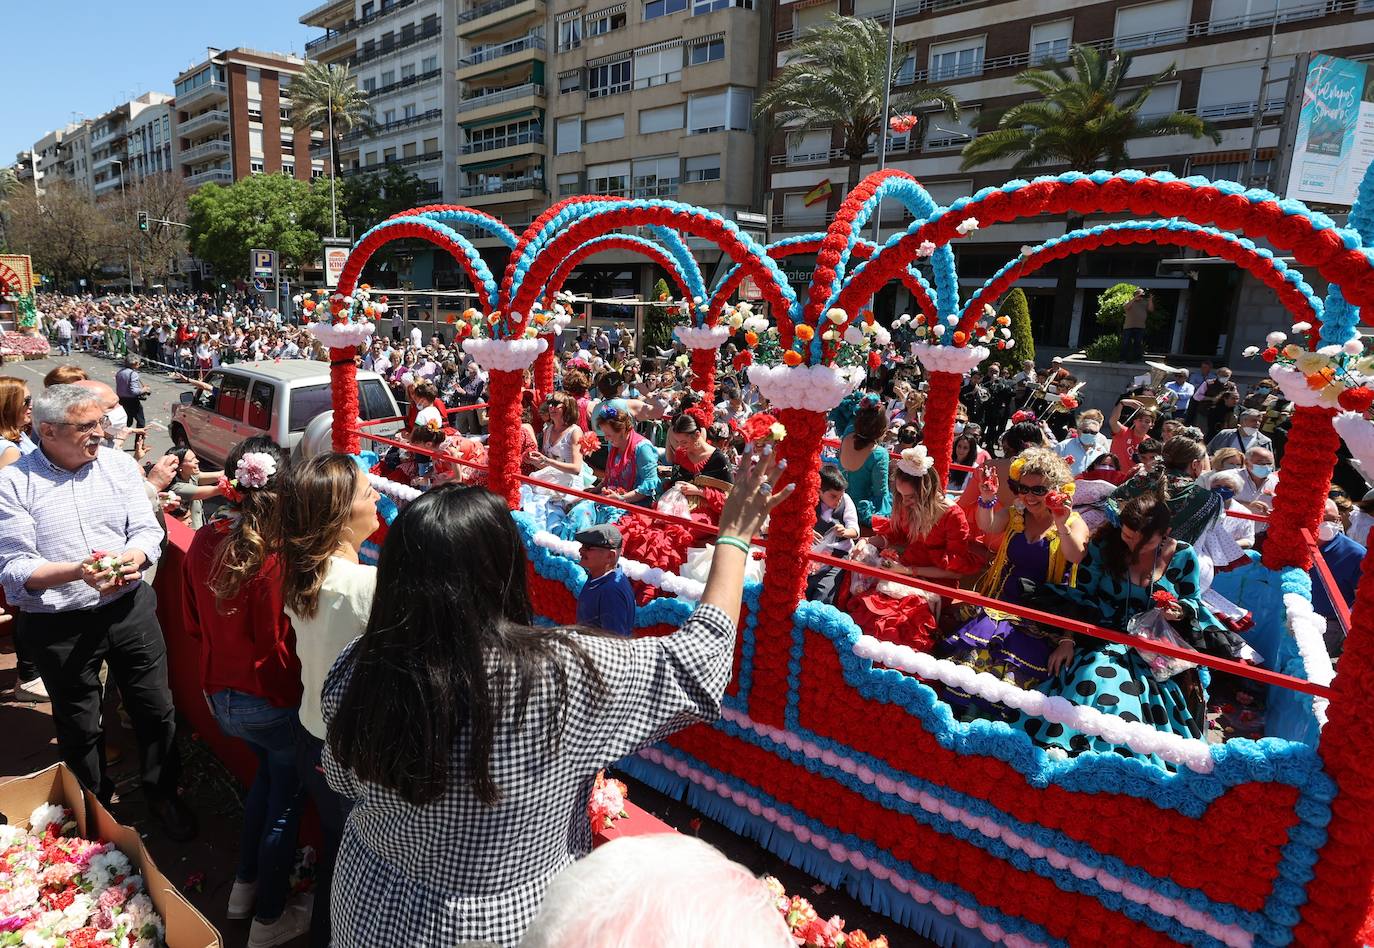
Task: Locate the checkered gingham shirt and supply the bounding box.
[321,602,736,948]
[0,446,163,613]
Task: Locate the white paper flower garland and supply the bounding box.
[746,363,863,413]
[462,336,548,373]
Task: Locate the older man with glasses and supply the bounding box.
[0,384,195,841]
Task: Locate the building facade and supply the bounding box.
[127,102,176,182]
[764,0,1374,364]
[174,48,325,189]
[301,0,771,293]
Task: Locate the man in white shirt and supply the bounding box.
[52,316,73,355]
[1055,409,1111,475]
[1165,370,1195,419]
[409,324,423,349]
[1237,445,1278,533]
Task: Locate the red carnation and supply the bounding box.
[1338,386,1374,413]
[1261,347,1278,362]
[1060,395,1079,410]
[741,413,780,443]
[1152,589,1179,608]
[868,350,881,370]
[1045,491,1068,514]
[733,350,754,371]
[579,432,601,454]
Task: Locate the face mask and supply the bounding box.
[1249,464,1272,479]
[1213,486,1235,502]
[100,405,128,446]
[1319,521,1342,543]
[953,421,965,434]
[1079,431,1098,446]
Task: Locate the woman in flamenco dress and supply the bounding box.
[562,400,661,537]
[845,446,983,651]
[1007,482,1242,766]
[939,447,1089,720]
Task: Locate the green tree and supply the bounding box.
[756,15,959,194]
[0,166,18,250]
[994,288,1033,371]
[643,278,676,351]
[291,61,376,177]
[959,46,1219,172]
[3,181,121,287]
[187,174,332,281]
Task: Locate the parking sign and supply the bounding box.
[251,249,277,281]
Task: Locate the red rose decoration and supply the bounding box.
[1339,386,1374,413]
[868,350,881,370]
[733,350,753,371]
[1261,347,1278,363]
[741,413,779,443]
[1061,396,1079,410]
[1152,589,1179,608]
[579,432,601,454]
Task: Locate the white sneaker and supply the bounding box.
[13,678,49,703]
[226,879,257,920]
[247,898,312,948]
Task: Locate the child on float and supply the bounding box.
[821,393,892,529]
[938,447,1089,719]
[806,465,859,604]
[1008,486,1225,766]
[842,446,983,651]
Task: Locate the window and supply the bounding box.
[250,159,265,173]
[382,30,396,49]
[644,0,687,20]
[423,137,439,153]
[362,1,374,16]
[404,103,417,120]
[383,146,397,161]
[923,107,977,148]
[214,373,251,420]
[280,138,294,152]
[1029,20,1072,64]
[929,38,984,80]
[384,108,396,124]
[363,77,377,93]
[633,155,679,197]
[359,380,394,426]
[640,103,684,133]
[794,2,835,36]
[684,153,721,182]
[282,163,295,175]
[466,119,539,151]
[247,107,263,122]
[558,172,580,196]
[692,0,751,12]
[556,116,582,154]
[588,59,632,97]
[381,70,396,86]
[634,46,683,88]
[279,107,291,120]
[1113,0,1189,49]
[585,6,627,33]
[584,114,626,143]
[247,67,261,83]
[558,17,583,51]
[689,38,724,64]
[852,0,888,16]
[403,142,418,158]
[288,384,336,434]
[587,160,629,194]
[421,55,437,73]
[560,70,583,93]
[1197,59,1293,117]
[1210,0,1320,30]
[401,63,416,80]
[1188,157,1273,183]
[786,128,830,164]
[1119,80,1180,118]
[687,87,751,133]
[365,150,377,165]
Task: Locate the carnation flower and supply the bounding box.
[233,452,277,490]
[955,217,980,235]
[1243,346,1260,357]
[915,241,937,258]
[826,308,847,324]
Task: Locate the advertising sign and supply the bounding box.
[323,237,351,288]
[1285,54,1374,207]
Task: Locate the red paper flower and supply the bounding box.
[741,413,781,443]
[580,432,601,454]
[1261,347,1279,362]
[1060,395,1079,411]
[1152,589,1179,608]
[1339,385,1374,413]
[733,350,754,371]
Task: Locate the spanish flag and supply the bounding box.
[803,178,832,207]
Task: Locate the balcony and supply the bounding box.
[460,130,543,155]
[458,0,544,37]
[304,0,424,52]
[456,35,545,80]
[457,173,545,199]
[367,68,442,99]
[177,109,229,137]
[177,80,228,110]
[771,209,830,231]
[342,151,445,176]
[300,0,352,27]
[350,22,443,68]
[179,138,232,163]
[304,29,355,60]
[185,167,234,187]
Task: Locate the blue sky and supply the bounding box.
[0,0,312,161]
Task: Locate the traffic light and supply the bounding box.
[137,211,148,232]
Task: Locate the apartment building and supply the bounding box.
[174,47,325,189]
[83,93,176,200]
[61,122,93,192]
[765,0,1374,363]
[31,125,80,192]
[127,101,176,182]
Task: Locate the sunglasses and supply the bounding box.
[1009,479,1050,497]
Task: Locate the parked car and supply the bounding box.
[170,361,401,467]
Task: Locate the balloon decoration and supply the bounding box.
[322,163,1374,947]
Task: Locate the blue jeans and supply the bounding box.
[209,690,304,923]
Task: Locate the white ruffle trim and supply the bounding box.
[674,324,732,350]
[1334,410,1374,471]
[1283,592,1334,728]
[462,336,548,372]
[307,321,375,349]
[746,363,862,412]
[911,342,990,376]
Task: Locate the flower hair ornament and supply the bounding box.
[594,399,629,425]
[1011,409,1037,424]
[896,445,933,478]
[1008,456,1026,480]
[218,451,278,503]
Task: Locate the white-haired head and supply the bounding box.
[1205,468,1244,494]
[519,835,791,948]
[32,384,102,427]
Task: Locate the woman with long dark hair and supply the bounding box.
[279,453,381,948]
[322,451,790,947]
[181,437,310,944]
[824,394,891,529]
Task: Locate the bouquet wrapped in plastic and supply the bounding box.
[1127,590,1199,682]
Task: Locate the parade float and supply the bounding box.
[281,164,1374,946]
[0,254,49,362]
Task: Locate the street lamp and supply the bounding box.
[110,158,134,294]
[872,0,899,244]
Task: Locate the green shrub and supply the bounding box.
[993,288,1033,371]
[1083,332,1122,362]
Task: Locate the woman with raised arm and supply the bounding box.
[320,450,792,947]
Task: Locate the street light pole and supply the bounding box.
[111,158,133,294]
[328,74,338,239]
[872,0,899,245]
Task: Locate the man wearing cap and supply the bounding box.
[1207,408,1272,455]
[575,524,636,638]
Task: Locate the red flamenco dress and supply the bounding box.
[616,448,730,604]
[844,504,981,652]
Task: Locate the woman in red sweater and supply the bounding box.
[182,436,311,946]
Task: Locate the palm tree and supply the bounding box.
[291,61,376,177]
[960,45,1219,172]
[0,167,18,251]
[757,15,959,195]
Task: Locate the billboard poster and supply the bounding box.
[324,244,350,288]
[1286,53,1374,207]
